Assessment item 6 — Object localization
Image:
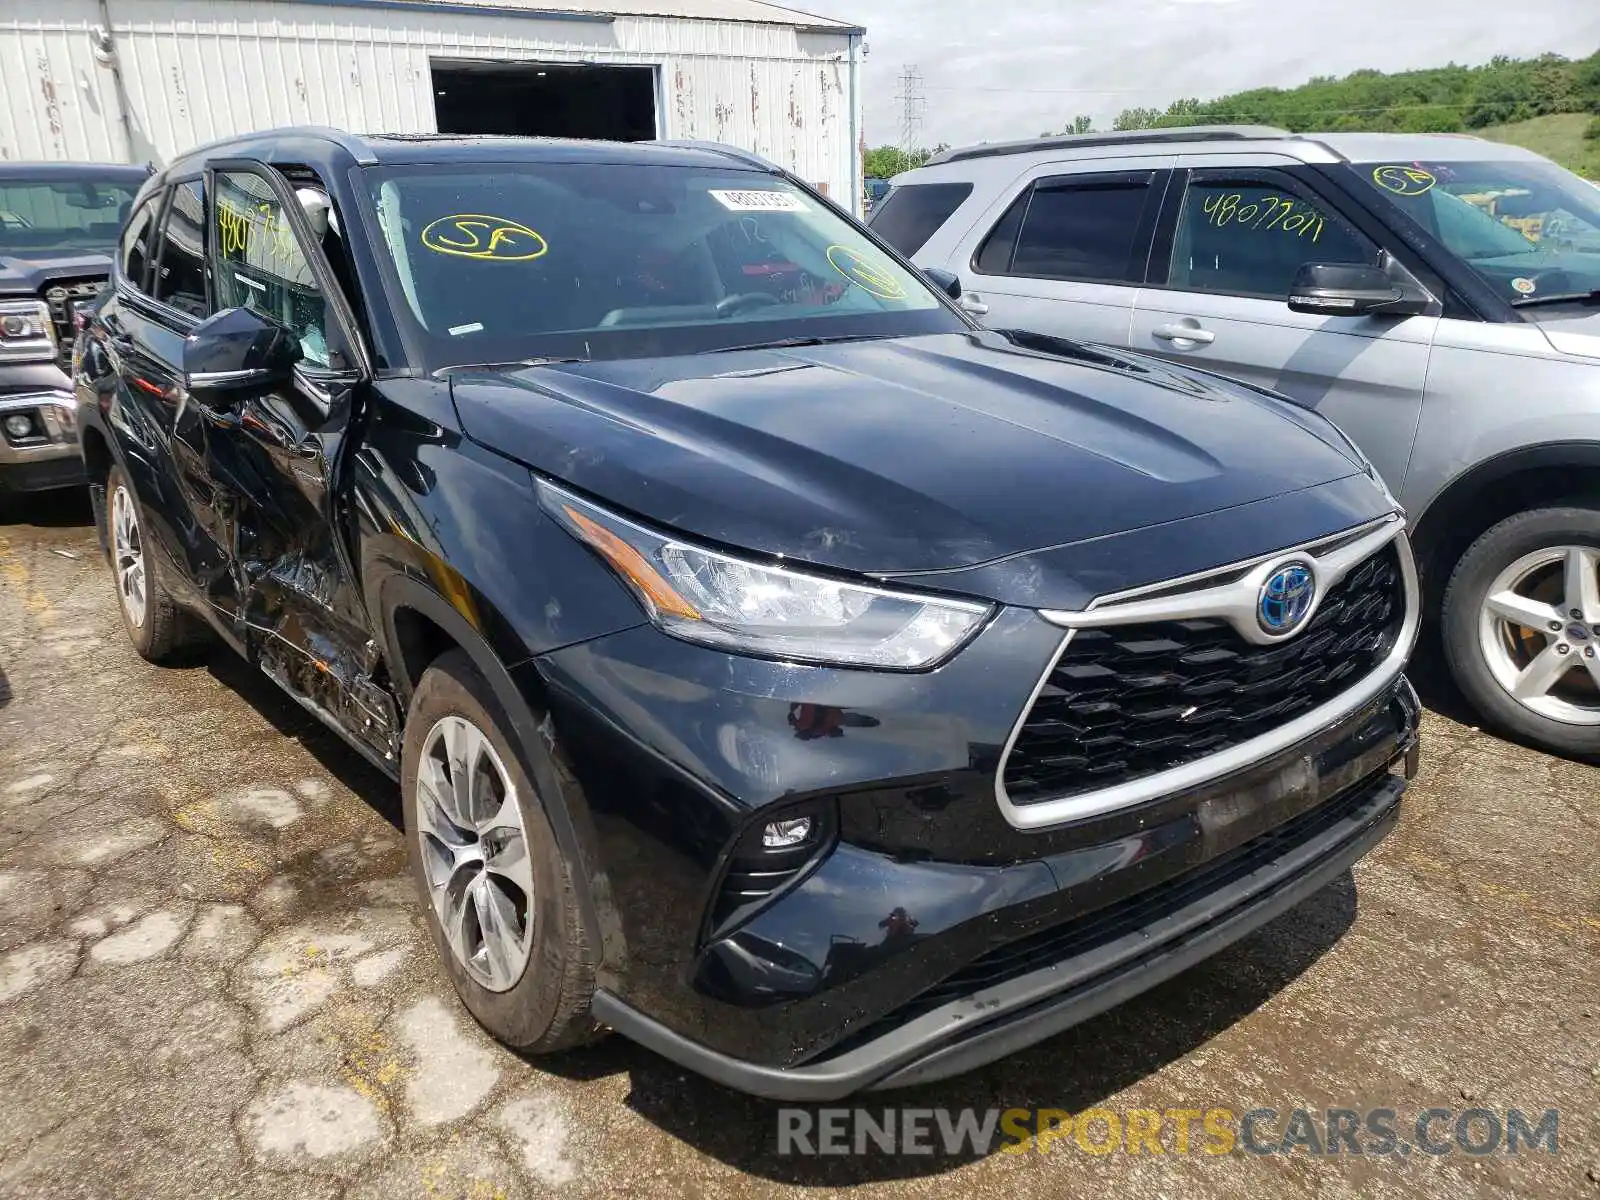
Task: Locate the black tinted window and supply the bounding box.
[973,189,1029,274]
[153,180,207,317]
[868,183,973,255]
[1009,180,1151,282]
[119,196,157,293]
[1169,180,1375,299]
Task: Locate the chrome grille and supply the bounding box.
[1003,543,1406,806]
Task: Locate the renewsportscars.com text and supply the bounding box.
[775,1106,1560,1158]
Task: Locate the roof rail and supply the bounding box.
[925,125,1293,166]
[177,125,378,166]
[651,139,781,173]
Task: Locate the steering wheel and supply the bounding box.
[715,292,780,318]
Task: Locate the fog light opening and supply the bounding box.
[4,414,35,439]
[762,816,813,849]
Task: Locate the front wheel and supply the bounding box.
[402,648,600,1052]
[1442,506,1600,758]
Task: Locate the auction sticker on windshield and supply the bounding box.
[710,190,809,213]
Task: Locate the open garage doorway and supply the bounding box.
[431,60,658,141]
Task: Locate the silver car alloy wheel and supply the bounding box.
[111,484,147,629]
[1478,544,1600,726]
[415,714,536,991]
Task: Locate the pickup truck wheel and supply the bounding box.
[1442,506,1600,758]
[106,466,188,663]
[402,648,600,1052]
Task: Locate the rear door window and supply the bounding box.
[974,172,1159,284]
[867,182,974,255]
[151,179,208,318]
[119,194,158,294]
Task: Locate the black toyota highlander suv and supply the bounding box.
[77,128,1419,1098]
[0,161,149,495]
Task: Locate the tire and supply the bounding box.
[1441,506,1600,759]
[402,648,600,1052]
[105,466,188,663]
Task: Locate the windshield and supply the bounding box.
[1351,158,1600,306]
[0,177,142,257]
[364,162,962,367]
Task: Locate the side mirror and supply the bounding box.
[922,267,962,301]
[182,307,299,394]
[1287,262,1421,317]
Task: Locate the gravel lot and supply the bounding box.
[2,494,1597,1200]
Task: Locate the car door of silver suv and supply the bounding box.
[1130,153,1439,496]
[925,156,1175,348]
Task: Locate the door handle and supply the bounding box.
[1152,323,1215,345]
[959,293,990,317]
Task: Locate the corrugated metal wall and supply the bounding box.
[0,0,861,205]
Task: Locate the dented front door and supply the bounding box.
[202,162,396,764]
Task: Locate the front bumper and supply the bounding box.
[538,592,1420,1097]
[597,759,1407,1099]
[0,364,82,492]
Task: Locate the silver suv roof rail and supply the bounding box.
[925,125,1294,166]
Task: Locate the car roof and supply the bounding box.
[1309,131,1545,163]
[0,161,151,181]
[162,126,776,179]
[907,126,1548,182]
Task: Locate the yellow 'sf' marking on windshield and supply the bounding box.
[826,244,907,300]
[1372,166,1437,197]
[421,214,549,261]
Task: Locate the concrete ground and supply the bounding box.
[1,493,1597,1200]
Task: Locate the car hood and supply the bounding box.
[448,330,1368,581]
[1529,308,1600,359]
[0,251,112,295]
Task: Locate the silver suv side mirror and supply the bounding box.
[1288,256,1430,318]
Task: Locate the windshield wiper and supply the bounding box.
[436,356,590,375]
[708,333,894,354]
[1511,290,1600,309]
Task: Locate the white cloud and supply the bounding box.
[799,0,1600,148]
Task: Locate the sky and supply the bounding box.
[796,0,1600,150]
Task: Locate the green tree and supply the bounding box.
[1112,106,1162,131]
[862,143,950,179]
[862,145,910,178]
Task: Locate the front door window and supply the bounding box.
[1168,180,1377,299]
[213,170,330,367]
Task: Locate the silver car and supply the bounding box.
[873,128,1600,757]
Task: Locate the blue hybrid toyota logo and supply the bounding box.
[1258,562,1316,635]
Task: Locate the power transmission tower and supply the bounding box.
[895,64,925,154]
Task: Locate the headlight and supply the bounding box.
[0,299,56,361]
[540,481,992,669]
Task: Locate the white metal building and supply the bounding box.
[0,0,864,206]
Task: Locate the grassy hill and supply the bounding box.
[1056,52,1600,180]
[1480,112,1600,179]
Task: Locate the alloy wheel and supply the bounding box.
[415,714,536,991]
[111,484,147,629]
[1478,544,1600,726]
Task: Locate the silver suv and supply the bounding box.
[873,127,1600,757]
